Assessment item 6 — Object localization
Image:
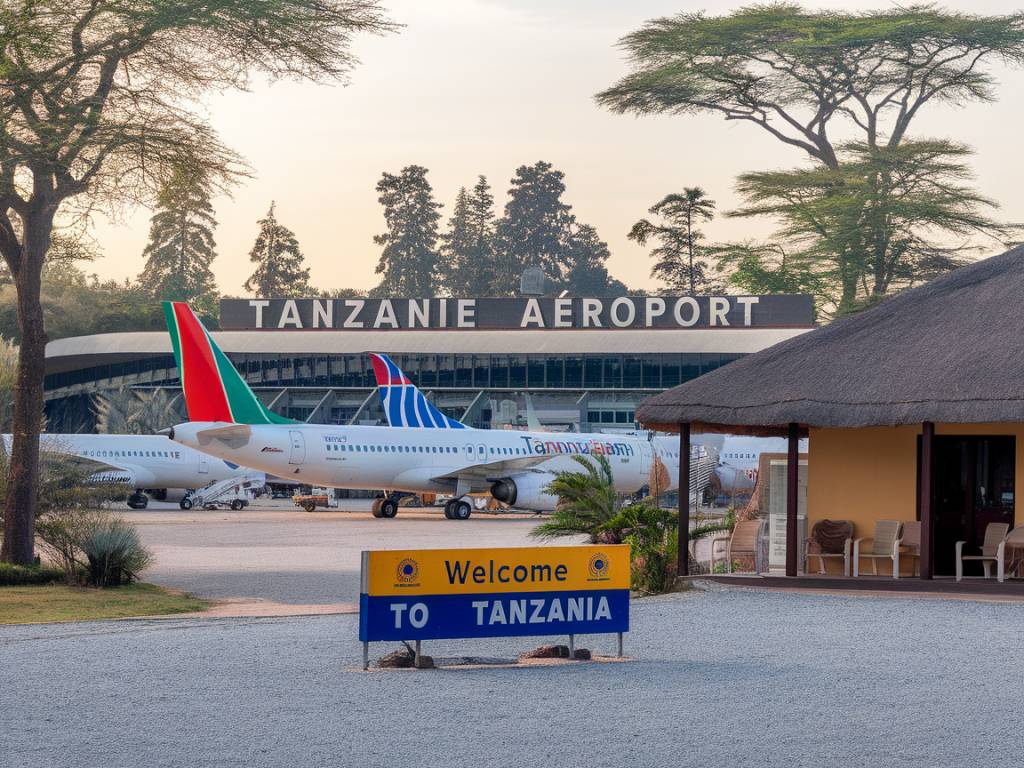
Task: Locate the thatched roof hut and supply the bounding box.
[637,246,1024,435]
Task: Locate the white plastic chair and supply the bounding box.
[956,523,1011,582]
[852,520,903,577]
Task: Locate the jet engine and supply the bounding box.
[490,474,559,512]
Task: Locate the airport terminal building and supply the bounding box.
[43,295,816,433]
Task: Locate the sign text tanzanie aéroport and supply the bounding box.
[358,545,630,642]
[221,295,814,331]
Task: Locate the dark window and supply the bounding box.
[491,356,509,387]
[509,356,527,388]
[545,358,563,389]
[455,356,472,387]
[604,356,622,388]
[623,358,642,388]
[564,358,583,388]
[527,358,545,388]
[642,357,661,389]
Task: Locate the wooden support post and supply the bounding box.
[786,422,799,577]
[920,421,934,580]
[678,423,691,578]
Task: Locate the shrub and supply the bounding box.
[0,562,65,586]
[80,518,153,587]
[609,501,679,594]
[530,455,625,543]
[36,507,111,583]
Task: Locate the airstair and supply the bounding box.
[688,445,719,505]
[186,472,266,510]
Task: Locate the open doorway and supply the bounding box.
[925,436,1015,576]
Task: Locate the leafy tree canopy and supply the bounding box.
[718,140,1012,314]
[598,3,1024,165]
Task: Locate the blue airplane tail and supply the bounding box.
[369,353,469,429]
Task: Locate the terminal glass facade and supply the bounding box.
[44,350,745,433]
[45,352,743,394]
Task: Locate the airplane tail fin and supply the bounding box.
[163,302,296,425]
[369,353,468,429]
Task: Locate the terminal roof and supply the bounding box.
[637,246,1024,435]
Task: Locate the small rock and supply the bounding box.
[414,654,434,669]
[519,644,571,660]
[377,649,414,668]
[572,648,592,660]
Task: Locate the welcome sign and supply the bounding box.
[358,545,630,646]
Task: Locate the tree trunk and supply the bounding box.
[1,209,52,565]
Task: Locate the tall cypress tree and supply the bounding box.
[439,175,497,296]
[373,165,442,296]
[493,161,575,293]
[137,166,219,312]
[244,203,311,297]
[562,224,625,296]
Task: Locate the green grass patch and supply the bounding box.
[0,582,210,624]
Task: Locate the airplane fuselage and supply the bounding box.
[171,422,683,506]
[27,433,250,491]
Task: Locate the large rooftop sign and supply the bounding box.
[221,295,814,331]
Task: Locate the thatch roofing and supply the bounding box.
[637,246,1024,435]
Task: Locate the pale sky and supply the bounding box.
[88,0,1024,295]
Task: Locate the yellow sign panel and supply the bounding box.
[362,545,630,596]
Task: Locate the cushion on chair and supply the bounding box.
[810,520,853,555]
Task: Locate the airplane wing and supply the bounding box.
[430,455,551,485]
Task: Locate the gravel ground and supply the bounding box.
[3,585,1023,768]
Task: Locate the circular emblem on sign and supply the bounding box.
[589,552,609,578]
[396,558,419,583]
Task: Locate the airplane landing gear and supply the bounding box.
[444,499,472,520]
[127,492,148,510]
[372,494,400,518]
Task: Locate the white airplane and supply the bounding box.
[6,433,259,509]
[696,434,809,496]
[160,302,692,519]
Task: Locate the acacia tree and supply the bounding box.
[628,189,716,294]
[720,141,1009,313]
[137,166,219,315]
[599,4,1024,311]
[599,4,1024,166]
[0,0,393,564]
[244,203,311,297]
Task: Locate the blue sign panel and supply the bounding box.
[358,546,631,645]
[359,589,630,642]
